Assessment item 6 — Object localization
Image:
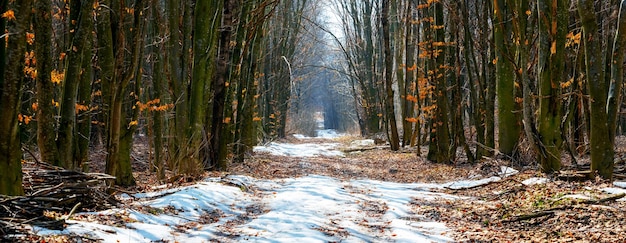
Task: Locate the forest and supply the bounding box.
[1,0,626,241]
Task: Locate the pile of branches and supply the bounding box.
[1,161,119,239]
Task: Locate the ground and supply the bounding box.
[6,133,626,242]
[229,135,626,242]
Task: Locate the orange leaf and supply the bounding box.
[26,32,34,45]
[2,10,15,21]
[51,70,64,84]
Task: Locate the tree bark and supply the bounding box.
[58,0,93,169]
[0,0,31,196]
[188,0,221,172]
[381,0,400,151]
[494,0,520,158]
[75,1,94,172]
[34,0,59,166]
[578,0,613,179]
[211,0,238,170]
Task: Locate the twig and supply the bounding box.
[63,202,82,221]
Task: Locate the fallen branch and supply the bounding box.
[502,193,625,223]
[580,193,626,204]
[341,146,377,153]
[2,161,120,238]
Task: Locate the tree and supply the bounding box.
[381,0,400,151]
[34,0,58,166]
[208,0,238,170]
[188,0,221,172]
[578,0,626,179]
[426,0,453,163]
[536,0,567,173]
[97,0,146,186]
[57,0,94,169]
[0,0,31,195]
[494,0,521,158]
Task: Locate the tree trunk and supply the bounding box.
[58,0,93,169]
[0,0,31,196]
[34,0,59,166]
[188,0,221,172]
[607,0,626,168]
[100,0,144,186]
[427,1,452,163]
[166,0,188,171]
[578,0,613,179]
[76,1,94,172]
[494,0,520,158]
[381,0,400,151]
[211,0,238,170]
[536,0,567,173]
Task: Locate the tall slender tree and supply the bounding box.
[381,0,400,151]
[0,0,31,195]
[494,0,521,158]
[536,0,567,173]
[578,0,626,179]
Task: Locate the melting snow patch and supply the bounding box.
[254,142,344,157]
[613,181,626,189]
[35,175,466,242]
[560,194,593,200]
[442,166,519,190]
[602,187,626,201]
[350,139,375,147]
[316,129,342,139]
[293,134,311,139]
[522,177,549,186]
[443,177,502,190]
[498,166,519,177]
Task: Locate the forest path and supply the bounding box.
[33,130,626,242]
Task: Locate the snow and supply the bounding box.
[253,142,344,157]
[613,181,626,189]
[293,134,310,139]
[292,129,344,140]
[33,137,540,242]
[602,187,626,201]
[36,175,464,242]
[316,129,343,139]
[443,166,518,190]
[522,177,549,186]
[350,139,375,147]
